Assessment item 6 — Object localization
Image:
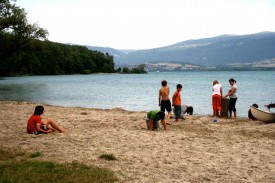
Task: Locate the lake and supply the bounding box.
[0,71,274,117]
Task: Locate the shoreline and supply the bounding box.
[0,99,250,118]
[1,100,275,182]
[0,99,250,119]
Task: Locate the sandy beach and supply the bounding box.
[0,100,275,182]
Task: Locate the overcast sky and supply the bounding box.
[17,0,275,49]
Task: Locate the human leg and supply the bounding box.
[212,95,217,117]
[43,118,66,133]
[212,95,216,117]
[228,98,233,119]
[166,100,172,121]
[148,120,153,130]
[212,94,220,117]
[160,100,166,112]
[162,100,172,122]
[232,98,237,120]
[174,105,181,121]
[217,96,222,117]
[160,120,167,130]
[167,112,171,120]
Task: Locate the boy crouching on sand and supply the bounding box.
[146,110,166,130]
[27,105,66,134]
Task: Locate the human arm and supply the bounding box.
[172,92,176,106]
[158,90,161,106]
[36,125,52,133]
[148,119,154,130]
[224,87,236,98]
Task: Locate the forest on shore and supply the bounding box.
[0,0,115,76]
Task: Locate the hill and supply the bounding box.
[86,32,275,69]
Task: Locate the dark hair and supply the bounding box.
[186,106,193,115]
[158,111,165,120]
[34,105,44,115]
[176,84,182,89]
[229,78,236,83]
[161,80,167,87]
[252,103,258,108]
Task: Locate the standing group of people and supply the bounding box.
[147,80,193,130]
[212,78,238,120]
[147,78,238,131]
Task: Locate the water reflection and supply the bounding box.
[0,83,48,103]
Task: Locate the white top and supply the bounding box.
[212,84,222,96]
[229,84,237,98]
[181,105,188,114]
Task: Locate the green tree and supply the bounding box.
[122,67,130,73]
[130,64,147,74]
[116,67,122,73]
[0,0,48,76]
[0,0,48,39]
[0,0,115,76]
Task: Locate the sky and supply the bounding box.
[17,0,275,50]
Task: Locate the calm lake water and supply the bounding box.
[0,71,275,117]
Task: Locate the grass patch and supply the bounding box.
[99,153,117,161]
[0,148,16,161]
[0,148,26,162]
[29,151,42,158]
[0,148,118,183]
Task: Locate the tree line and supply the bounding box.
[0,0,114,76]
[116,64,147,74]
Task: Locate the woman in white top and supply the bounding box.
[224,78,238,120]
[212,80,222,117]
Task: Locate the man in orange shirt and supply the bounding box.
[172,84,182,122]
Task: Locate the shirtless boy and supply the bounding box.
[159,80,172,121]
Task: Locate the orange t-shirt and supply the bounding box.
[27,115,42,134]
[173,91,181,106]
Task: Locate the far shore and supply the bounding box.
[1,100,275,182]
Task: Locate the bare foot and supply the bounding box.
[60,128,68,133]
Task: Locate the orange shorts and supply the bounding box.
[212,94,221,112]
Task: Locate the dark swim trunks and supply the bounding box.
[160,100,172,112]
[33,124,48,135]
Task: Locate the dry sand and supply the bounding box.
[0,101,275,182]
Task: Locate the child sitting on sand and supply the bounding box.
[27,105,66,134]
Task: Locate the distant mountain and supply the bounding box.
[85,46,125,57]
[86,32,275,68]
[85,46,138,55]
